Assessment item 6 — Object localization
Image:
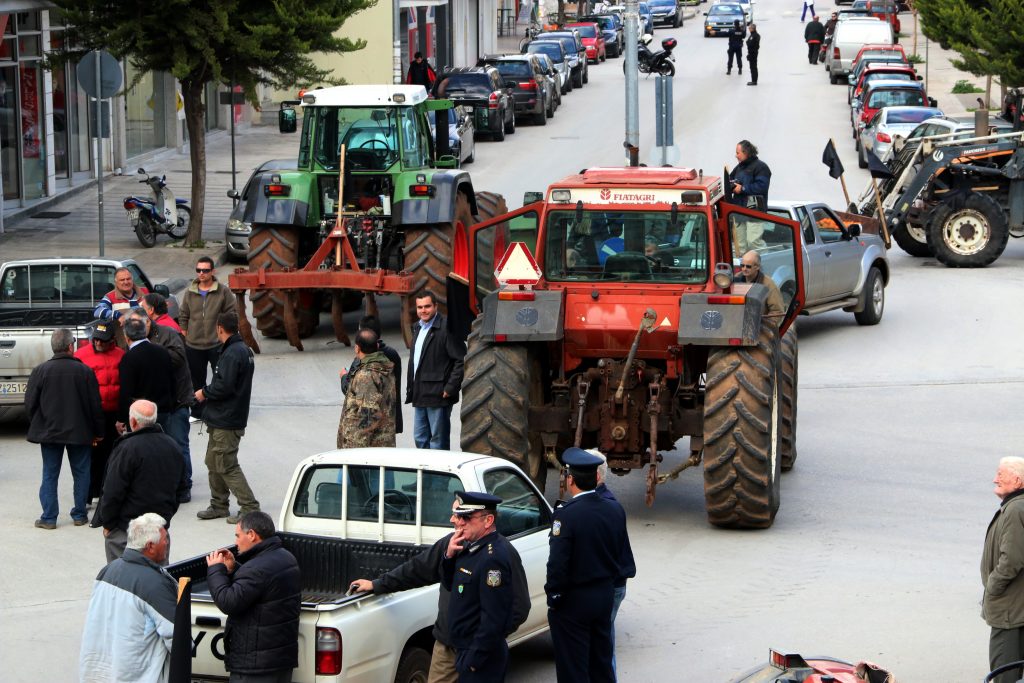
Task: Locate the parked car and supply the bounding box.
[827,17,894,83]
[704,3,745,36]
[226,159,298,261]
[849,42,907,75]
[857,106,942,166]
[857,0,900,33]
[647,0,685,27]
[849,64,918,106]
[564,22,607,63]
[764,201,889,326]
[581,14,624,57]
[531,52,563,107]
[852,79,934,139]
[638,2,656,33]
[893,114,1016,155]
[728,0,754,23]
[428,105,476,166]
[607,4,648,40]
[524,40,573,93]
[535,31,589,88]
[477,54,555,124]
[847,58,915,103]
[434,66,516,141]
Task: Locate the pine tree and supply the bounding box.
[49,0,377,246]
[916,0,1024,89]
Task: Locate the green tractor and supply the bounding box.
[229,85,506,350]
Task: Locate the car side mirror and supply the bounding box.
[279,106,297,133]
[917,74,923,81]
[928,97,938,107]
[227,189,241,200]
[846,223,862,238]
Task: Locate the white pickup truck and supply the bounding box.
[167,448,554,683]
[0,257,176,407]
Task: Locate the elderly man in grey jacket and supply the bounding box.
[982,456,1024,683]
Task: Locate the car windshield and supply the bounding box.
[864,72,912,85]
[528,42,564,62]
[639,3,651,13]
[650,0,674,6]
[573,25,598,38]
[886,108,940,124]
[313,107,403,171]
[712,6,743,15]
[544,210,709,283]
[868,88,925,108]
[590,16,614,29]
[539,36,578,55]
[440,73,493,96]
[494,61,532,78]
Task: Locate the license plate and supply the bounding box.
[126,208,140,223]
[0,381,27,395]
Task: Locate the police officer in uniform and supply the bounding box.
[545,448,631,683]
[441,492,524,682]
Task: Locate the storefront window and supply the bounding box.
[19,60,45,199]
[0,64,18,200]
[125,63,166,158]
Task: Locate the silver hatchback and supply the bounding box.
[225,159,298,262]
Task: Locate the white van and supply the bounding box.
[827,18,894,83]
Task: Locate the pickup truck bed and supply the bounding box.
[168,532,428,606]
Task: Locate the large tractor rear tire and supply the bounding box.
[248,226,319,339]
[779,324,798,472]
[460,317,546,492]
[702,322,782,529]
[891,222,932,257]
[926,192,1009,268]
[402,191,508,331]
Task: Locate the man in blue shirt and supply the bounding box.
[406,292,465,449]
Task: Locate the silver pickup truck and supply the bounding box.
[0,258,177,407]
[760,201,890,326]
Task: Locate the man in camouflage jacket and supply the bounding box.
[337,329,397,449]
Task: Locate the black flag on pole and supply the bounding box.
[866,148,894,180]
[822,140,844,179]
[723,166,733,203]
[168,577,192,683]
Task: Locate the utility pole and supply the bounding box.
[623,0,639,166]
[94,51,105,256]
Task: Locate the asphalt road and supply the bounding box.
[2,1,1022,680]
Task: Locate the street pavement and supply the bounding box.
[1,1,1020,681]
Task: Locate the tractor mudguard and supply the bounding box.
[243,174,311,228]
[393,172,478,225]
[678,284,769,345]
[477,290,565,342]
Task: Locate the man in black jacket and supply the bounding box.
[407,292,465,450]
[804,15,825,64]
[340,315,403,434]
[195,311,260,523]
[98,399,186,563]
[746,23,761,85]
[730,139,772,210]
[350,500,530,682]
[726,20,744,75]
[25,328,104,529]
[206,511,300,682]
[117,316,175,434]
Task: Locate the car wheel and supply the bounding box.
[854,267,884,325]
[505,109,516,134]
[546,97,554,118]
[583,65,589,84]
[829,70,839,84]
[493,120,505,142]
[858,143,868,169]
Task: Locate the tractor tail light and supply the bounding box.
[876,132,892,143]
[498,290,535,301]
[489,92,500,110]
[315,628,342,675]
[265,183,290,197]
[410,184,436,197]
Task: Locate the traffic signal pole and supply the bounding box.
[624,0,639,166]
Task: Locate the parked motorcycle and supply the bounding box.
[624,35,677,77]
[123,168,191,247]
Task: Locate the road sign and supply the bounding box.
[495,242,543,287]
[77,50,122,99]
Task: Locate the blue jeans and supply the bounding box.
[163,406,193,489]
[413,406,452,450]
[801,2,814,20]
[39,443,91,523]
[611,584,627,675]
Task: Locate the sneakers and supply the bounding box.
[73,518,89,527]
[189,416,201,424]
[747,82,757,86]
[34,519,56,530]
[197,508,230,520]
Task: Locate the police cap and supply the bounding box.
[453,491,502,516]
[560,447,603,473]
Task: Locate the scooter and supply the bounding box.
[624,35,677,77]
[123,168,191,247]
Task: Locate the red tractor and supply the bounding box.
[459,166,805,529]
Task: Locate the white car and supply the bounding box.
[857,105,942,165]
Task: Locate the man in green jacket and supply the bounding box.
[337,329,396,449]
[982,456,1024,683]
[179,256,236,421]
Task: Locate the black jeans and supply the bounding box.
[186,345,219,418]
[807,42,820,63]
[727,47,742,72]
[748,54,759,83]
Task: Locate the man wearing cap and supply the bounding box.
[545,448,631,683]
[442,492,523,682]
[75,322,124,507]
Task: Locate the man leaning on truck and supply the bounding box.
[205,511,301,683]
[93,267,148,327]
